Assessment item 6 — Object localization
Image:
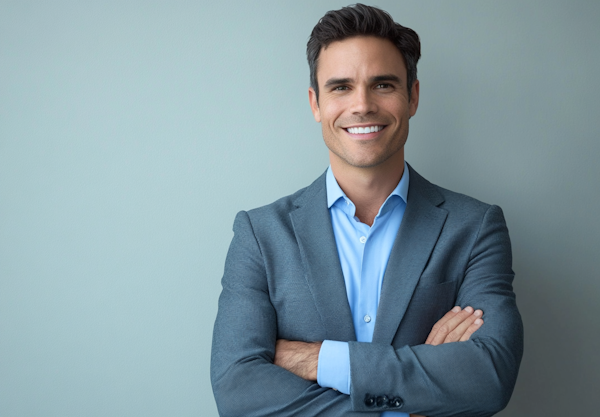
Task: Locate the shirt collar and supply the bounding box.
[326,162,410,210]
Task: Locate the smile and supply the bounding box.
[345,125,385,134]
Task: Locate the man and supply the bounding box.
[211,4,523,416]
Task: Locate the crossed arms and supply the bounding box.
[211,205,523,417]
[275,306,484,417]
[274,305,485,381]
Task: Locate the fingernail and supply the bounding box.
[475,318,483,325]
[452,306,461,313]
[474,310,482,317]
[465,306,474,313]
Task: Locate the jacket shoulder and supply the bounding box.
[436,183,494,213]
[409,164,496,213]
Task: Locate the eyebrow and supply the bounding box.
[324,77,353,88]
[323,74,403,88]
[372,74,402,84]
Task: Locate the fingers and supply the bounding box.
[459,317,483,342]
[428,306,470,346]
[426,306,484,346]
[443,309,483,343]
[425,306,460,344]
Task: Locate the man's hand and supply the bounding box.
[425,306,483,346]
[274,339,322,381]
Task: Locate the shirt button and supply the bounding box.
[364,314,371,323]
[359,236,367,243]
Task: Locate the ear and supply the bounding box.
[308,87,321,123]
[409,79,420,118]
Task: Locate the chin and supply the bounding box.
[345,156,389,169]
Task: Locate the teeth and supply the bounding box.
[347,126,383,134]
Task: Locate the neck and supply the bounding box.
[330,151,405,226]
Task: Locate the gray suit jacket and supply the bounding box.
[211,164,523,417]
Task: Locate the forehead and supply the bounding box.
[317,36,406,84]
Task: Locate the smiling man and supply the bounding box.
[211,4,523,417]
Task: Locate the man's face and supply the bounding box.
[309,36,419,170]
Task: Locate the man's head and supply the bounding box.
[307,3,420,102]
[306,5,421,171]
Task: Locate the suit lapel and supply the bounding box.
[289,173,356,342]
[372,165,448,345]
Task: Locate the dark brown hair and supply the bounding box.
[307,3,421,100]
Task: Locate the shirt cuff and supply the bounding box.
[317,340,351,395]
[381,412,409,417]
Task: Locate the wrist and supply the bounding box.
[309,341,322,380]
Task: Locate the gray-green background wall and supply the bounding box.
[1,1,599,416]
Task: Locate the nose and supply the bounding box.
[350,87,378,115]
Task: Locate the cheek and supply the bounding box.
[384,94,409,113]
[319,100,345,126]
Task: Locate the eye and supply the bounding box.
[375,83,392,89]
[333,85,349,91]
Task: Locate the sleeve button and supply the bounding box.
[391,397,403,408]
[376,395,389,407]
[364,394,375,407]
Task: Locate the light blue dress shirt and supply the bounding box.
[317,163,409,417]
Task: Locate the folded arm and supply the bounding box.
[274,306,483,388]
[211,211,377,417]
[275,306,485,417]
[347,205,523,416]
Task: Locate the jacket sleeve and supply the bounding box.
[348,205,524,417]
[210,211,381,417]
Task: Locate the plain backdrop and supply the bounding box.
[1,1,599,416]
